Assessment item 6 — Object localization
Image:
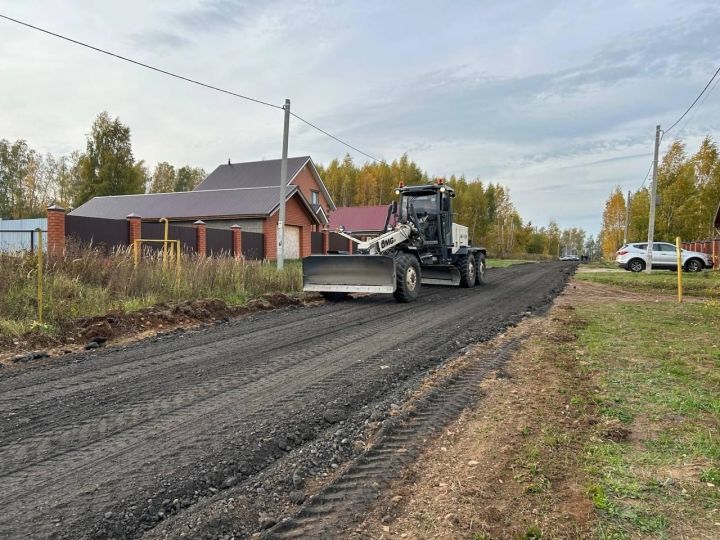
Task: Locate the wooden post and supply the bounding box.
[676,236,683,303]
[36,228,43,324]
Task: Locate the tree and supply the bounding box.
[75,111,145,206]
[149,162,176,193]
[174,166,205,192]
[600,187,626,258]
[0,139,33,218]
[692,136,720,239]
[627,188,649,242]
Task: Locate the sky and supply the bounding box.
[1,0,719,237]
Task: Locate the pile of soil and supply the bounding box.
[1,293,319,365]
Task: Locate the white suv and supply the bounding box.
[616,242,714,273]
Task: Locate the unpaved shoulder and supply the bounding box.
[356,281,596,539]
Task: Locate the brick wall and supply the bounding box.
[194,220,207,256]
[263,194,314,260]
[47,205,66,256]
[292,165,331,214]
[126,214,142,245]
[230,225,242,260]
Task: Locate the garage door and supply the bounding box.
[284,225,300,259]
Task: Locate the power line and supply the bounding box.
[1,13,384,163]
[291,112,383,163]
[664,64,720,136]
[0,13,283,110]
[639,158,654,189]
[673,73,720,139]
[640,65,720,189]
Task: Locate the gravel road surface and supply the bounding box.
[0,262,573,539]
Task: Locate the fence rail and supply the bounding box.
[0,229,46,253]
[311,231,323,254]
[242,231,264,260]
[329,232,350,253]
[66,215,128,251]
[141,222,197,253]
[206,227,233,256]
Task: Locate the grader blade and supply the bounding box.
[420,264,461,286]
[303,255,396,293]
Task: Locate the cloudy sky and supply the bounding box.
[1,0,719,235]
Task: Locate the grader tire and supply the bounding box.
[457,254,476,288]
[393,254,420,303]
[475,253,487,285]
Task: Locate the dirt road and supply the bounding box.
[0,262,573,539]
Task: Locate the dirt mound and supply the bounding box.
[1,293,316,364]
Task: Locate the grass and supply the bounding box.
[0,243,302,338]
[576,268,720,297]
[575,298,720,538]
[486,258,531,268]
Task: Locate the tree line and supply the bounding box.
[1,110,591,258]
[318,155,592,258]
[600,136,720,258]
[0,111,204,219]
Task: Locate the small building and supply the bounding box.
[328,205,390,240]
[69,156,335,260]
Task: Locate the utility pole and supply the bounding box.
[277,98,290,270]
[646,124,661,273]
[623,190,631,245]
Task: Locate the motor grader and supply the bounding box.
[303,181,487,302]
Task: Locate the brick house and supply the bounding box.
[69,156,335,260]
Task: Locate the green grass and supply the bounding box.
[0,244,302,338]
[575,299,720,537]
[486,258,531,268]
[576,268,720,297]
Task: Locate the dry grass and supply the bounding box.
[0,242,301,337]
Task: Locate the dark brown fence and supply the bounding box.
[66,215,128,251]
[242,231,264,260]
[329,232,349,253]
[682,239,719,258]
[311,231,323,254]
[206,227,233,256]
[141,222,196,253]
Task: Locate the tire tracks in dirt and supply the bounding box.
[0,262,573,539]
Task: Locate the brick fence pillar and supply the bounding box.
[231,224,243,260]
[46,205,66,257]
[322,227,329,254]
[194,220,206,257]
[126,213,142,247]
[347,236,354,254]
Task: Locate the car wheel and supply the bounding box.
[685,258,702,273]
[628,258,645,272]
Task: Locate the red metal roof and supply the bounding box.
[328,205,389,232]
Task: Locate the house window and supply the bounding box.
[311,190,319,205]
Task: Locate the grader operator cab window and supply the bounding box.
[401,193,440,242]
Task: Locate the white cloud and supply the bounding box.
[1,0,719,236]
